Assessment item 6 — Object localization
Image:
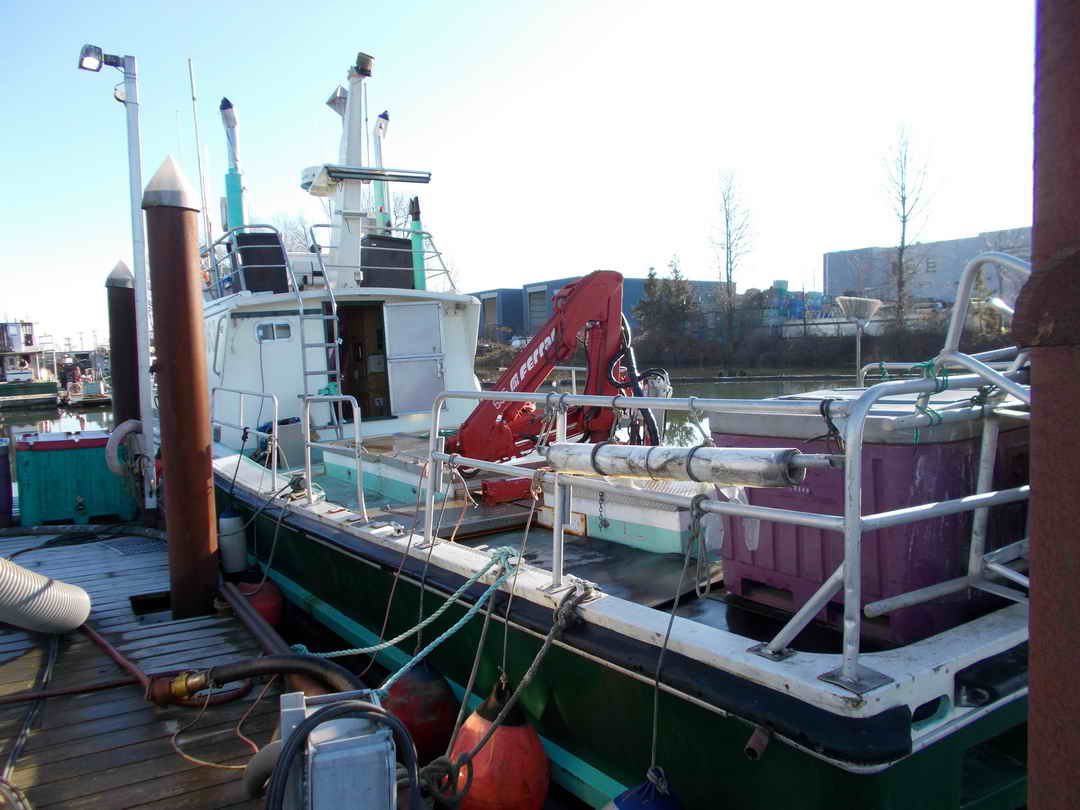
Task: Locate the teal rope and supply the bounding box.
[292,547,517,660]
[378,562,514,695]
[908,358,951,445]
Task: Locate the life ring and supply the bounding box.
[106,419,143,477]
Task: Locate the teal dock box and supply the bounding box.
[16,431,138,526]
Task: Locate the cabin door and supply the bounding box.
[383,302,445,415]
[338,303,392,420]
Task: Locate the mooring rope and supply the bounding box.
[291,548,517,665]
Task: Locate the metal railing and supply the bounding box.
[552,366,588,394]
[202,224,345,436]
[420,368,1030,694]
[202,224,301,300]
[210,387,280,489]
[856,252,1031,390]
[307,223,457,291]
[858,351,1017,387]
[302,395,367,521]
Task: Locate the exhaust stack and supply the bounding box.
[219,97,245,230]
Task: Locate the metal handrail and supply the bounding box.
[552,366,588,394]
[858,352,1018,387]
[210,387,280,489]
[306,223,456,291]
[302,395,367,521]
[943,252,1031,356]
[421,373,1030,693]
[203,224,300,300]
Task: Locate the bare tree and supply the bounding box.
[271,212,314,252]
[390,193,412,232]
[712,171,751,352]
[886,129,928,327]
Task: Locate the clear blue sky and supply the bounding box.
[2,0,1034,347]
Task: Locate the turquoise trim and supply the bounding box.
[225,170,244,229]
[323,458,444,503]
[586,515,685,555]
[261,564,625,808]
[410,219,427,291]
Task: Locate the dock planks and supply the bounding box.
[0,534,274,809]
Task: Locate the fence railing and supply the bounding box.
[307,223,457,291]
[302,394,367,521]
[420,359,1030,693]
[210,387,280,490]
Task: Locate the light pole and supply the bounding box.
[836,296,882,386]
[78,44,157,510]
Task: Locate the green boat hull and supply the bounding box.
[225,488,1027,810]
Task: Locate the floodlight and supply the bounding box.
[836,296,883,386]
[836,296,883,325]
[78,44,103,72]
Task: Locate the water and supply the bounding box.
[660,377,836,446]
[1,404,114,483]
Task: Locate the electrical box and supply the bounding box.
[15,431,138,526]
[279,690,397,810]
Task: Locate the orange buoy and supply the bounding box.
[449,678,549,810]
[383,661,460,764]
[238,580,283,626]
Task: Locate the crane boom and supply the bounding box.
[448,271,647,462]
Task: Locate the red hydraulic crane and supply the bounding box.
[447,271,662,469]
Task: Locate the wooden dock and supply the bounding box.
[0,534,272,809]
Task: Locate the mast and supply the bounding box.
[372,110,390,231]
[219,97,245,230]
[327,52,374,282]
[187,59,213,251]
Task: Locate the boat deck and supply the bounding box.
[0,534,269,809]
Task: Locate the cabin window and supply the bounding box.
[256,322,292,342]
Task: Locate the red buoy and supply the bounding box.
[449,678,549,810]
[382,661,460,764]
[238,580,283,626]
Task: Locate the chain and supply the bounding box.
[598,490,609,529]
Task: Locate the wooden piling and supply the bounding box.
[141,155,218,619]
[1013,3,1080,807]
[105,261,140,426]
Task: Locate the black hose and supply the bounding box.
[265,701,423,810]
[208,655,364,695]
[615,353,661,447]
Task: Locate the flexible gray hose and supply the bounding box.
[0,557,91,633]
[242,739,282,799]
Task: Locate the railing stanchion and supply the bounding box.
[303,398,314,504]
[968,413,1001,577]
[211,387,280,493]
[551,471,564,589]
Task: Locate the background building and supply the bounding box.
[823,227,1030,305]
[472,276,725,340]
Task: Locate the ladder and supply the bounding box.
[284,243,345,442]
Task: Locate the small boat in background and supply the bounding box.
[0,321,58,409]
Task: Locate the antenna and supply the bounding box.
[187,59,213,251]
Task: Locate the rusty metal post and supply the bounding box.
[1013,3,1080,807]
[105,261,140,425]
[142,155,218,619]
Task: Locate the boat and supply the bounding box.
[0,322,59,409]
[201,53,1031,809]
